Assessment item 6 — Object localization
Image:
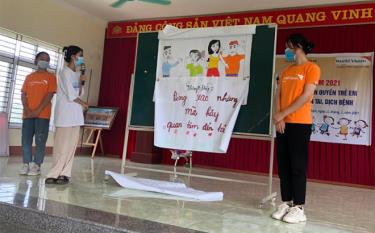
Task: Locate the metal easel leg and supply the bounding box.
[259,137,277,208]
[173,157,179,179]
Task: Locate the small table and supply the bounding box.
[170,150,192,179]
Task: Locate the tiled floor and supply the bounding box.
[0,220,47,233]
[0,156,374,233]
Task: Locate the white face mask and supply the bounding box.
[36,60,49,70]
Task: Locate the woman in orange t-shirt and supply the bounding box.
[271,34,320,224]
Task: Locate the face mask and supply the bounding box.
[36,60,49,70]
[75,56,84,66]
[285,48,295,62]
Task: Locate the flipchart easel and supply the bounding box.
[114,24,278,208]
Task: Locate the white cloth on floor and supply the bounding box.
[105,170,223,201]
[105,188,202,202]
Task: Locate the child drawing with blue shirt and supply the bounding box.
[162,46,181,77]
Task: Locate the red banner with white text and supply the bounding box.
[107,3,375,38]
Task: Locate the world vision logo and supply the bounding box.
[336,56,372,67]
[284,74,304,81]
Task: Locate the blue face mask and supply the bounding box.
[285,48,295,62]
[36,60,49,70]
[75,56,84,66]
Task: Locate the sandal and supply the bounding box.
[56,176,70,185]
[45,178,57,184]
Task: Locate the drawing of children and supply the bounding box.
[351,120,368,138]
[162,46,181,77]
[319,115,334,136]
[223,40,245,77]
[336,117,351,140]
[186,50,204,77]
[206,40,227,77]
[311,116,317,134]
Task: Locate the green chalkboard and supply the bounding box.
[130,25,276,136]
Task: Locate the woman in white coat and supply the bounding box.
[45,45,88,185]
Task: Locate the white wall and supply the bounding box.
[0,0,107,147]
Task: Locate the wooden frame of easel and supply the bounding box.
[81,127,104,158]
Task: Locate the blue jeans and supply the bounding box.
[22,118,50,165]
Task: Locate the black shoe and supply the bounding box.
[56,176,70,185]
[45,178,57,184]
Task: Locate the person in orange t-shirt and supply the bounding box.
[271,34,320,224]
[19,52,57,176]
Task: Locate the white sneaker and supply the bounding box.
[19,163,29,175]
[27,162,41,176]
[272,203,290,220]
[283,206,307,223]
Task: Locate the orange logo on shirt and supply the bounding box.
[283,74,304,81]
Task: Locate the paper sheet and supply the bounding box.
[105,170,223,201]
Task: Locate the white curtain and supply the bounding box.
[0,112,9,156]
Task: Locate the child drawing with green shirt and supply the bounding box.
[186,50,204,77]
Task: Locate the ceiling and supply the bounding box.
[59,0,369,22]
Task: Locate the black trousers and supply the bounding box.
[276,123,312,205]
